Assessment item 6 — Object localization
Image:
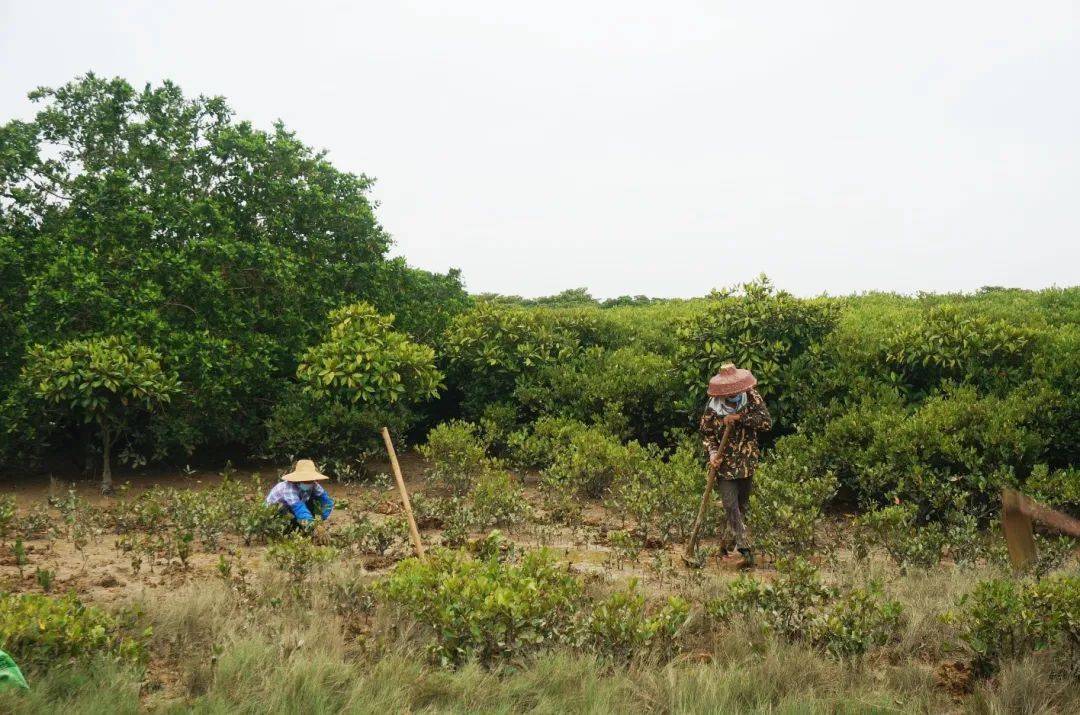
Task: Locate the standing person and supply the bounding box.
[265,459,335,541]
[699,363,772,566]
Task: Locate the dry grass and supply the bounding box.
[1,550,1077,713]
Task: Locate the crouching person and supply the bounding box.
[699,363,772,567]
[265,459,334,542]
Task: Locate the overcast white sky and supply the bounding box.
[2,1,1078,298]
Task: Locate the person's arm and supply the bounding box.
[313,484,334,520]
[700,408,722,462]
[288,499,315,523]
[741,390,773,433]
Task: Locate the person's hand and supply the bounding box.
[723,413,742,426]
[709,450,721,468]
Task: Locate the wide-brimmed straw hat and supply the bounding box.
[707,363,757,397]
[282,459,329,483]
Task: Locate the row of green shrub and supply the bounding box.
[416,415,1078,576]
[378,547,1080,674]
[433,279,1079,524]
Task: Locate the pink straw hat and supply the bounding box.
[707,363,757,397]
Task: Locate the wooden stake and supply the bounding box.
[1001,488,1036,572]
[683,422,733,566]
[381,427,425,560]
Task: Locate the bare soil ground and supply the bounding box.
[0,454,750,609]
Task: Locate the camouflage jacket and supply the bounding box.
[699,388,772,480]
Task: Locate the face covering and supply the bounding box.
[297,483,314,495]
[708,391,746,415]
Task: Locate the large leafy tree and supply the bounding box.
[23,337,179,491]
[0,74,466,466]
[265,303,442,473]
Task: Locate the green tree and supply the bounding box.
[297,302,441,406]
[0,74,466,466]
[266,303,442,471]
[23,337,179,491]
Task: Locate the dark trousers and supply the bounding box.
[717,477,753,550]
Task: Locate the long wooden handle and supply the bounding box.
[381,427,425,560]
[684,422,734,562]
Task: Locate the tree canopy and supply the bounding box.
[0,74,468,467]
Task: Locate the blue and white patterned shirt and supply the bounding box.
[265,480,334,522]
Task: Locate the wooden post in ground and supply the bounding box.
[1001,488,1037,572]
[381,427,425,560]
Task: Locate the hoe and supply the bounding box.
[1001,487,1080,571]
[682,422,733,567]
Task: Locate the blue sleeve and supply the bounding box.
[289,500,314,523]
[316,491,334,519]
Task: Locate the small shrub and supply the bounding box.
[856,505,945,570]
[709,557,832,642]
[587,581,688,662]
[947,574,1080,675]
[240,502,290,545]
[174,530,194,568]
[410,492,458,529]
[419,421,497,496]
[810,582,904,658]
[116,532,168,574]
[708,558,904,658]
[1025,464,1080,518]
[0,495,14,540]
[942,512,987,568]
[378,548,585,666]
[440,505,474,548]
[541,489,583,526]
[476,401,520,455]
[469,470,529,528]
[11,539,28,577]
[34,567,55,593]
[750,435,838,559]
[543,428,651,499]
[17,506,52,540]
[467,529,516,562]
[335,515,406,555]
[266,533,337,582]
[507,415,592,470]
[0,592,149,670]
[605,530,641,569]
[1031,535,1075,578]
[605,441,698,544]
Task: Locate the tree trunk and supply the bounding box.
[101,425,113,494]
[82,423,95,477]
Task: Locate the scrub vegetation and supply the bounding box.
[0,75,1077,712]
